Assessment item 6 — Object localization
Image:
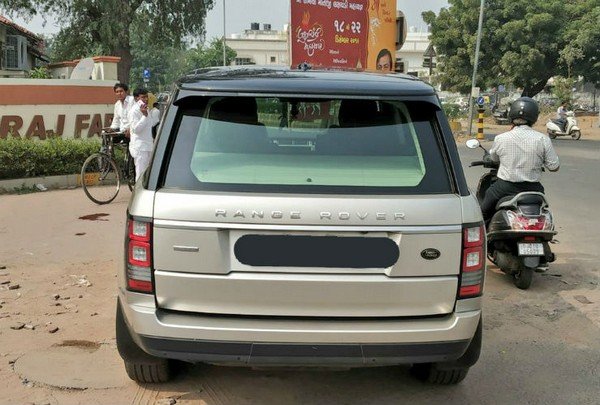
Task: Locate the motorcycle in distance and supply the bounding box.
[466,139,557,289]
[491,103,510,125]
[546,111,581,140]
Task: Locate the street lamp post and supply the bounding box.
[222,0,227,66]
[467,0,485,138]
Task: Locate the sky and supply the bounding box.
[7,0,449,39]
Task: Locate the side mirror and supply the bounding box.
[466,139,480,149]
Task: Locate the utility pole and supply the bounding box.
[467,0,485,138]
[222,0,227,66]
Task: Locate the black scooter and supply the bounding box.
[466,139,556,289]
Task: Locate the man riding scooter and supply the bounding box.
[555,101,568,133]
[481,97,560,222]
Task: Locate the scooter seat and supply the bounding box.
[496,196,514,208]
[496,192,548,211]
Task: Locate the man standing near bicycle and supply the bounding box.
[110,83,134,143]
[128,88,154,181]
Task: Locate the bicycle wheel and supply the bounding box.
[126,153,136,191]
[81,153,121,204]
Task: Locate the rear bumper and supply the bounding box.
[118,290,481,365]
[138,334,471,365]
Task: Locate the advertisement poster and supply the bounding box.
[291,0,397,72]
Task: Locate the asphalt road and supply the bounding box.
[0,135,598,405]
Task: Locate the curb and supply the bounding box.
[0,174,81,194]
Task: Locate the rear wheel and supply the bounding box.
[81,153,120,204]
[411,363,469,384]
[571,130,581,140]
[124,360,172,384]
[548,131,557,139]
[411,318,481,385]
[116,300,174,383]
[512,265,533,289]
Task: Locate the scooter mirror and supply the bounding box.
[466,139,480,149]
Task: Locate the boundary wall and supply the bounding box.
[0,79,116,139]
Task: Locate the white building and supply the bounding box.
[395,28,433,78]
[226,23,289,66]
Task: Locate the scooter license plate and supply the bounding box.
[518,243,544,256]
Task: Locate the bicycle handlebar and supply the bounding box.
[101,129,126,137]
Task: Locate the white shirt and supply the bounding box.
[150,107,161,127]
[128,100,154,154]
[490,125,560,183]
[556,106,567,120]
[111,95,135,131]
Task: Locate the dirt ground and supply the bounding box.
[0,191,132,405]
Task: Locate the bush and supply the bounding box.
[28,66,52,79]
[0,137,101,180]
[442,103,463,120]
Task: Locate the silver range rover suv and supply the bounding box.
[117,67,485,385]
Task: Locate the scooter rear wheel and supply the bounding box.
[512,266,533,290]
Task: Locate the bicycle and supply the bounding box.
[81,128,136,204]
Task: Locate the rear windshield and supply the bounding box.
[162,97,452,194]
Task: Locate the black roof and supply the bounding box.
[177,66,436,97]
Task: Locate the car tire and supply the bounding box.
[124,360,172,384]
[116,299,174,383]
[411,363,469,384]
[411,317,482,385]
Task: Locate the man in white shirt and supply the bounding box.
[150,102,161,139]
[110,83,135,143]
[555,101,568,132]
[481,97,560,221]
[128,88,154,181]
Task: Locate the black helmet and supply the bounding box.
[508,97,539,125]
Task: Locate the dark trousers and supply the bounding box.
[481,179,544,221]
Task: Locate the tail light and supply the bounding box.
[506,211,553,231]
[126,218,153,293]
[459,223,485,299]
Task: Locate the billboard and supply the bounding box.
[291,0,397,72]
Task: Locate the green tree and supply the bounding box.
[552,76,575,105]
[423,0,599,97]
[128,37,237,93]
[45,25,104,63]
[128,17,189,93]
[564,3,600,86]
[185,38,238,72]
[129,44,188,93]
[0,0,215,82]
